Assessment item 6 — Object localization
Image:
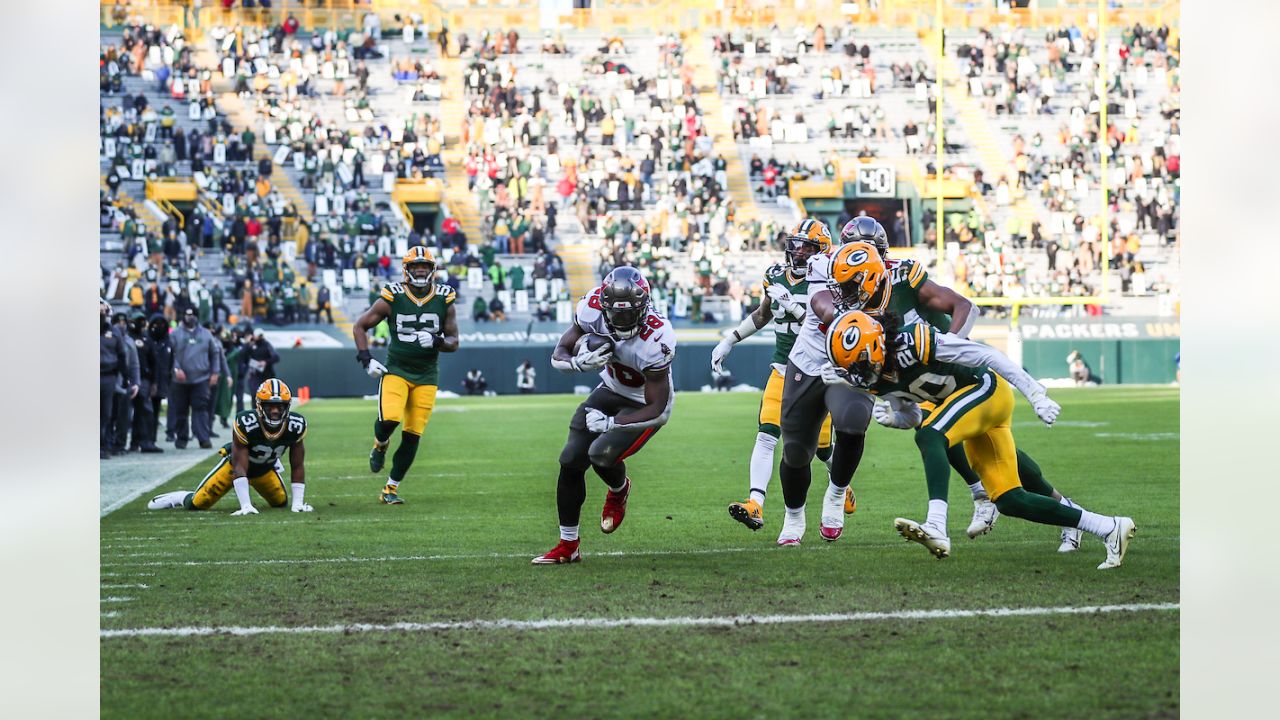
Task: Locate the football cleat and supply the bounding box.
[966,498,999,539]
[894,518,951,559]
[844,487,857,514]
[1097,516,1136,569]
[532,539,582,565]
[1058,525,1082,553]
[600,478,630,533]
[728,499,764,531]
[369,444,387,473]
[820,485,845,542]
[777,508,806,546]
[380,485,404,505]
[147,491,187,510]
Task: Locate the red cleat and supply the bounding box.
[532,539,581,565]
[600,477,631,533]
[820,524,844,542]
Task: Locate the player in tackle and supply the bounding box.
[711,219,839,532]
[823,310,1136,569]
[147,379,313,514]
[352,246,459,504]
[533,267,677,565]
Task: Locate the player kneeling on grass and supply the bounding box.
[823,311,1136,570]
[148,379,312,515]
[534,267,676,565]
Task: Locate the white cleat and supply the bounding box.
[819,485,845,542]
[966,498,999,539]
[777,507,806,546]
[147,491,187,510]
[1058,525,1082,553]
[1098,516,1136,569]
[894,518,951,559]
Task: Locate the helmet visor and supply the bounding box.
[603,305,645,335]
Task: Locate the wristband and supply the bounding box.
[730,314,761,343]
[232,476,252,510]
[356,349,372,367]
[291,482,306,510]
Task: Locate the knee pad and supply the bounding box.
[559,441,591,471]
[780,440,814,469]
[587,440,619,469]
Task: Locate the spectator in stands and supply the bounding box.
[1067,350,1092,386]
[463,369,488,396]
[314,284,334,323]
[516,359,536,394]
[489,294,507,322]
[473,296,490,322]
[167,308,220,450]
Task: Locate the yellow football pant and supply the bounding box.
[921,372,1020,500]
[378,374,438,435]
[759,367,831,446]
[189,455,288,510]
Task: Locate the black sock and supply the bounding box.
[592,461,627,492]
[557,464,588,527]
[828,431,865,489]
[815,443,833,464]
[374,420,398,445]
[779,459,812,510]
[389,432,420,482]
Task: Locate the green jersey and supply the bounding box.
[878,258,952,331]
[227,409,308,476]
[380,281,456,385]
[761,263,810,365]
[867,322,989,404]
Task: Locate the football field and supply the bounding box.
[100,387,1179,718]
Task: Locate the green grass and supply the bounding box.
[100,387,1179,719]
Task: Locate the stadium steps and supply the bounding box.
[438,56,484,242]
[556,240,599,299]
[687,35,759,222]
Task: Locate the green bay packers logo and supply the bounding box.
[840,324,862,351]
[846,248,869,265]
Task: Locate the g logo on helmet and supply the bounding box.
[840,324,862,352]
[846,248,869,265]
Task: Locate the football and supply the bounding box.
[576,332,615,356]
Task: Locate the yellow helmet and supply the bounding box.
[829,241,886,310]
[254,378,293,430]
[783,218,833,271]
[402,246,437,289]
[825,311,886,388]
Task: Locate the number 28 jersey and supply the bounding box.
[380,282,456,385]
[867,323,988,403]
[575,287,677,404]
[226,410,308,476]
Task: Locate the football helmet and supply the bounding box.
[783,218,833,272]
[828,241,886,310]
[402,246,436,289]
[599,266,651,340]
[840,215,889,258]
[824,311,886,389]
[254,378,293,431]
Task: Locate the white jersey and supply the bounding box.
[575,288,677,404]
[787,252,836,376]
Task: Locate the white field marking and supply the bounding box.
[109,515,531,530]
[1013,420,1110,428]
[99,602,1180,639]
[1094,432,1180,441]
[100,535,1180,569]
[102,552,179,559]
[101,584,150,590]
[100,455,212,518]
[101,612,120,619]
[101,544,159,549]
[101,597,135,603]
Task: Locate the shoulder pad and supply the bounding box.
[764,263,787,282]
[895,323,935,367]
[436,284,456,303]
[380,283,404,302]
[905,260,927,288]
[233,411,259,442]
[286,412,308,439]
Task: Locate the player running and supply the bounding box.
[352,246,459,505]
[840,220,1082,550]
[147,379,313,514]
[533,267,676,565]
[823,310,1136,569]
[711,220,837,532]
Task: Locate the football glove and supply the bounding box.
[574,344,612,372]
[1029,390,1061,426]
[819,363,855,387]
[585,408,616,433]
[872,398,922,429]
[710,337,735,374]
[291,504,314,513]
[365,358,387,379]
[414,330,438,349]
[765,283,805,319]
[231,476,258,515]
[231,506,259,516]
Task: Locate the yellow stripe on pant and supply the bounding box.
[189,456,288,510]
[922,372,1019,500]
[759,368,831,446]
[378,374,439,435]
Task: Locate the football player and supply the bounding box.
[824,310,1136,569]
[352,247,459,505]
[773,226,879,546]
[841,221,1082,551]
[533,267,676,565]
[712,219,837,532]
[147,379,313,514]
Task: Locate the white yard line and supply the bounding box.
[101,597,135,603]
[100,602,1180,639]
[100,535,1180,569]
[101,584,150,590]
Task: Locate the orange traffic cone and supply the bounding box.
[297,386,311,406]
